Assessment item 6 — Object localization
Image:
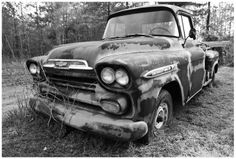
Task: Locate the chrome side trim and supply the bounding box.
[142,63,178,79]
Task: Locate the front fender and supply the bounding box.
[137,67,184,104]
[26,55,48,81]
[95,51,185,126]
[134,67,184,126]
[26,55,48,68]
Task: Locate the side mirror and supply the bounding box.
[183,28,197,48]
[189,28,196,40]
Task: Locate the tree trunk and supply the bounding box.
[12,5,19,58]
[40,29,44,55]
[206,2,211,34]
[27,33,31,58]
[107,2,110,16]
[4,34,15,59]
[19,32,23,58]
[20,2,24,58]
[126,2,129,9]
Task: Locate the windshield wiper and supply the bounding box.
[125,33,178,38]
[102,36,125,40]
[124,33,155,38]
[103,33,155,40]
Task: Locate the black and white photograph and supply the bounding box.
[1,0,234,157]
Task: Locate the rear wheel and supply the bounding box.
[137,90,173,144]
[209,70,216,88]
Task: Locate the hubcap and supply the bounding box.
[154,102,168,129]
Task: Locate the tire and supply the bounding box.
[209,70,215,88]
[136,90,173,144]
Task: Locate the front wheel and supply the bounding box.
[137,90,173,144]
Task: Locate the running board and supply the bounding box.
[186,79,213,104]
[186,88,202,103]
[203,79,212,87]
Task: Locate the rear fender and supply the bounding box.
[212,60,219,76]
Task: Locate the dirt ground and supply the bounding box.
[2,62,32,115]
[2,63,234,157]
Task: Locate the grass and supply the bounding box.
[2,61,33,114]
[2,62,234,157]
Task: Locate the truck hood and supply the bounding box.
[46,37,180,68]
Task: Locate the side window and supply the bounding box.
[182,15,192,39]
[178,15,184,38]
[178,14,193,39]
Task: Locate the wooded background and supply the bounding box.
[2,2,234,63]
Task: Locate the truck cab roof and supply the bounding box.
[108,4,192,20]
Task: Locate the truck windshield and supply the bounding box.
[103,10,179,39]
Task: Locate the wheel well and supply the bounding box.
[214,64,218,73]
[162,81,182,109]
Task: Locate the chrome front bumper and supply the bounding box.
[29,97,148,141]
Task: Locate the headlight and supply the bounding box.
[115,69,129,86]
[29,63,40,74]
[101,67,115,84]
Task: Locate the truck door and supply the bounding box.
[178,13,205,98]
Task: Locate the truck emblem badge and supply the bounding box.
[55,61,67,67]
[43,59,93,70]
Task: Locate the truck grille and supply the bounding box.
[40,68,134,118]
[41,70,102,109]
[43,66,98,91]
[45,74,98,92]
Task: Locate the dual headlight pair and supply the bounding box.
[101,67,129,86]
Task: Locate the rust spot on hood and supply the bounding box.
[100,38,171,51]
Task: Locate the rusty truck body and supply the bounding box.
[26,5,219,143]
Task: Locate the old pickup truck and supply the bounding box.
[26,5,219,143]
